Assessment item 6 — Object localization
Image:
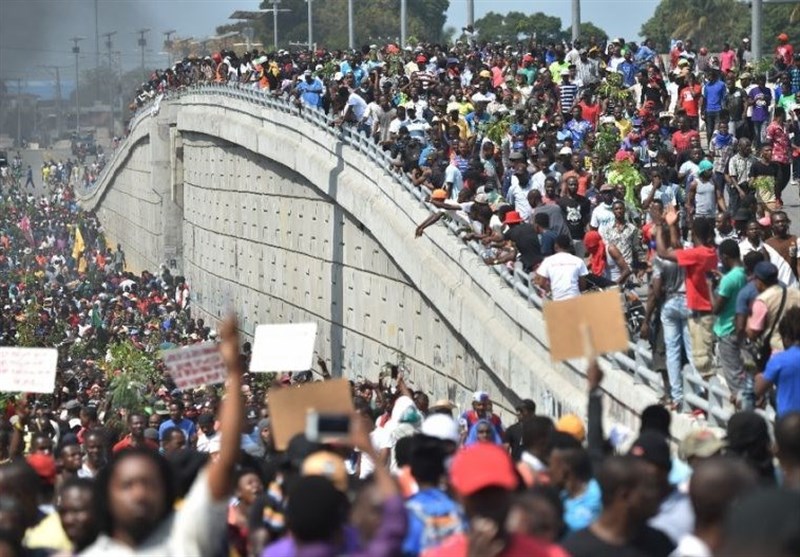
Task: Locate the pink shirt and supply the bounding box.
[720,50,736,73]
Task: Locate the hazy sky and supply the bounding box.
[1,0,660,81]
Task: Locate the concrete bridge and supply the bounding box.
[77,86,721,433]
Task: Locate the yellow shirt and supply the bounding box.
[24,511,72,552]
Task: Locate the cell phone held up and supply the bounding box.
[305,410,351,442]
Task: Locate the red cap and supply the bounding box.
[450,444,518,496]
[503,211,523,225]
[26,454,57,485]
[416,55,427,64]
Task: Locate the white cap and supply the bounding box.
[472,390,490,402]
[471,92,489,103]
[421,414,460,444]
[559,146,573,155]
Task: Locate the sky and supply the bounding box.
[1,0,659,96]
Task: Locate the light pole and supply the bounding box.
[69,36,85,133]
[163,29,176,67]
[38,65,66,139]
[752,0,762,62]
[94,0,100,99]
[400,0,407,48]
[307,0,313,51]
[348,0,354,50]
[137,28,150,82]
[103,31,117,136]
[572,0,581,42]
[466,0,474,28]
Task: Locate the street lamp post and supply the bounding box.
[103,31,117,136]
[137,28,150,82]
[307,0,313,51]
[69,36,85,133]
[400,0,407,48]
[163,29,177,68]
[348,0,354,50]
[572,0,581,42]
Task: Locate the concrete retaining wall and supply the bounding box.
[79,93,662,428]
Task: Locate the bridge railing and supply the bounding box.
[88,83,733,427]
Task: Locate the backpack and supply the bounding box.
[406,494,464,553]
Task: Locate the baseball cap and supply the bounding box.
[698,159,714,173]
[599,183,615,192]
[26,454,57,485]
[556,414,586,442]
[559,146,573,156]
[474,193,489,204]
[504,211,523,225]
[679,429,726,460]
[429,399,456,412]
[472,390,490,403]
[301,451,348,492]
[303,69,312,76]
[629,431,672,471]
[508,151,525,161]
[753,261,778,282]
[421,414,461,444]
[450,443,518,496]
[431,189,448,200]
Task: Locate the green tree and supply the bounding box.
[579,22,609,43]
[254,0,449,50]
[641,0,800,52]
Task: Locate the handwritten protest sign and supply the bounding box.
[0,347,59,394]
[249,322,318,373]
[542,289,629,362]
[162,342,227,390]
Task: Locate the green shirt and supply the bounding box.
[713,266,747,337]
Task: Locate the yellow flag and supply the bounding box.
[72,227,85,262]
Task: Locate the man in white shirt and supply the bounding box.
[534,235,589,300]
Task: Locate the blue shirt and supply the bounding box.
[703,80,727,112]
[735,280,759,316]
[562,479,602,534]
[296,78,324,108]
[158,417,197,442]
[618,60,637,87]
[763,346,800,416]
[402,488,465,556]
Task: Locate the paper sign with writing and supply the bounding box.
[162,342,227,390]
[268,379,354,450]
[249,322,318,373]
[542,289,630,362]
[0,347,59,394]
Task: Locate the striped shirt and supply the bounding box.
[559,83,579,113]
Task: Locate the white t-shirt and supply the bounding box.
[445,164,463,200]
[535,251,588,300]
[590,203,615,237]
[346,92,368,121]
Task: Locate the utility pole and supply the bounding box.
[466,0,474,28]
[752,0,762,62]
[348,0,354,50]
[572,0,581,42]
[103,31,117,136]
[400,0,407,48]
[307,0,313,51]
[137,28,150,82]
[163,29,176,68]
[271,0,281,50]
[16,79,22,148]
[70,36,85,133]
[37,65,66,139]
[94,0,100,99]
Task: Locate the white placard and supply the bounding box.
[162,342,227,390]
[249,322,318,373]
[0,347,59,394]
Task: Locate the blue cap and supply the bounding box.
[698,159,714,173]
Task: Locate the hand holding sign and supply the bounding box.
[542,289,629,363]
[249,323,318,373]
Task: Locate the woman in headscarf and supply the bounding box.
[464,418,503,446]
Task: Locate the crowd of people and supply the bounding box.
[1,27,800,557]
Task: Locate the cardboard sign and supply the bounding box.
[542,289,630,362]
[0,347,59,394]
[249,322,318,372]
[268,379,353,450]
[162,342,227,390]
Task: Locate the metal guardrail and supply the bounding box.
[85,83,733,426]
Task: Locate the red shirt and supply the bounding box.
[112,435,159,453]
[678,84,701,117]
[577,100,600,127]
[671,129,699,153]
[423,533,569,557]
[675,245,718,311]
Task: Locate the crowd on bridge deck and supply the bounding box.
[125,32,800,413]
[1,28,800,557]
